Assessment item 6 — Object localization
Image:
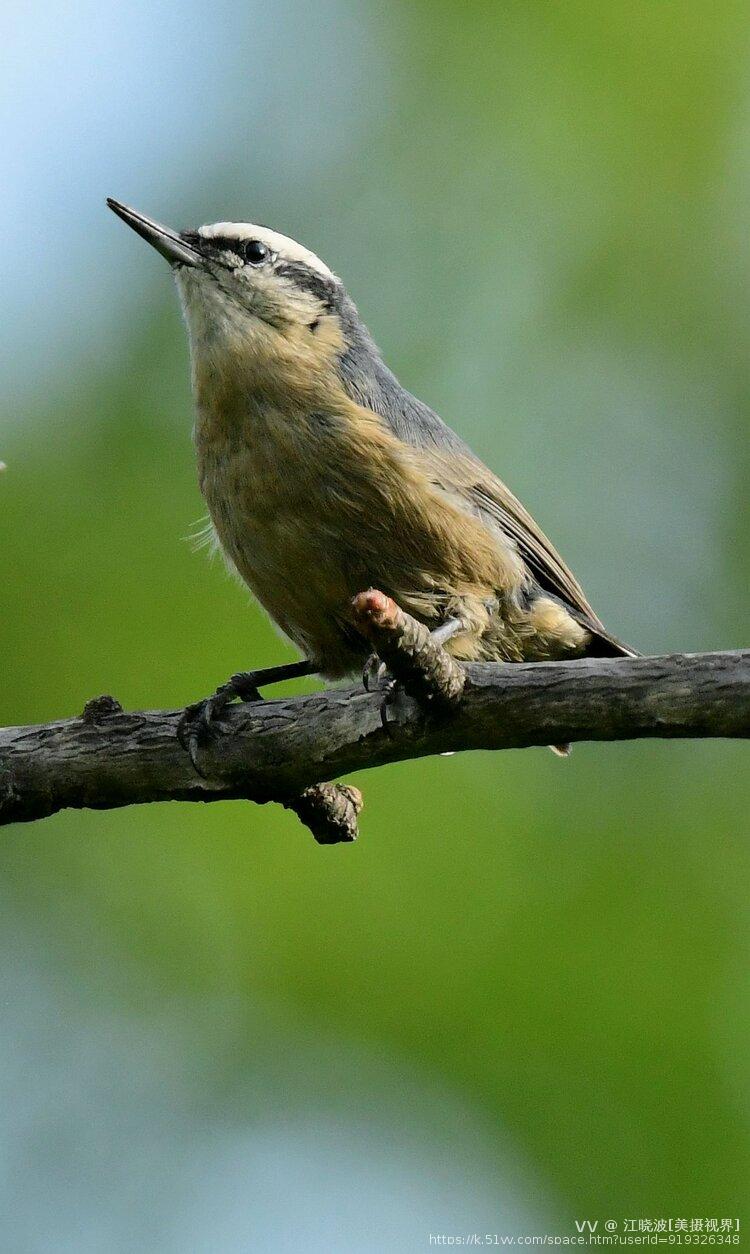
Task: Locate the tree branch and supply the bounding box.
[1,642,748,839]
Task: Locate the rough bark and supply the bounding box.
[1,649,747,838]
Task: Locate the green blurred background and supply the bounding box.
[2,1,749,1248]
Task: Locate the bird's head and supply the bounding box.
[107,199,354,402]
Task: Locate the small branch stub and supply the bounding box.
[287,784,363,845]
[81,694,124,722]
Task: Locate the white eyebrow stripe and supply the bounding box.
[198,222,335,280]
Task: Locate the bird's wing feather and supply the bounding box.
[339,346,635,656]
[427,449,637,657]
[468,477,601,624]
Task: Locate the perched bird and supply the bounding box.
[107,199,635,756]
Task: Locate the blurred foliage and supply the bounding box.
[2,0,750,1246]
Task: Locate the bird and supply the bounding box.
[107,198,635,761]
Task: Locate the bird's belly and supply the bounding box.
[200,448,368,675]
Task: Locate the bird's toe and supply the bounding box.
[177,675,264,775]
[362,653,389,692]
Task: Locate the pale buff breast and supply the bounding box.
[196,421,362,672]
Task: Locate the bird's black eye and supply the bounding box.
[243,238,268,265]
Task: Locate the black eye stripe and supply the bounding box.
[185,236,339,309]
[212,238,242,256]
[188,234,267,261]
[276,261,336,310]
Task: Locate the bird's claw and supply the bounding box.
[379,677,400,735]
[177,672,264,776]
[362,652,388,692]
[361,654,402,733]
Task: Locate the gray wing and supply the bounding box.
[462,475,636,656]
[419,443,636,656]
[339,334,635,656]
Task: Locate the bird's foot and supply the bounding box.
[178,659,315,777]
[177,671,264,777]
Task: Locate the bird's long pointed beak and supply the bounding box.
[106,198,201,268]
